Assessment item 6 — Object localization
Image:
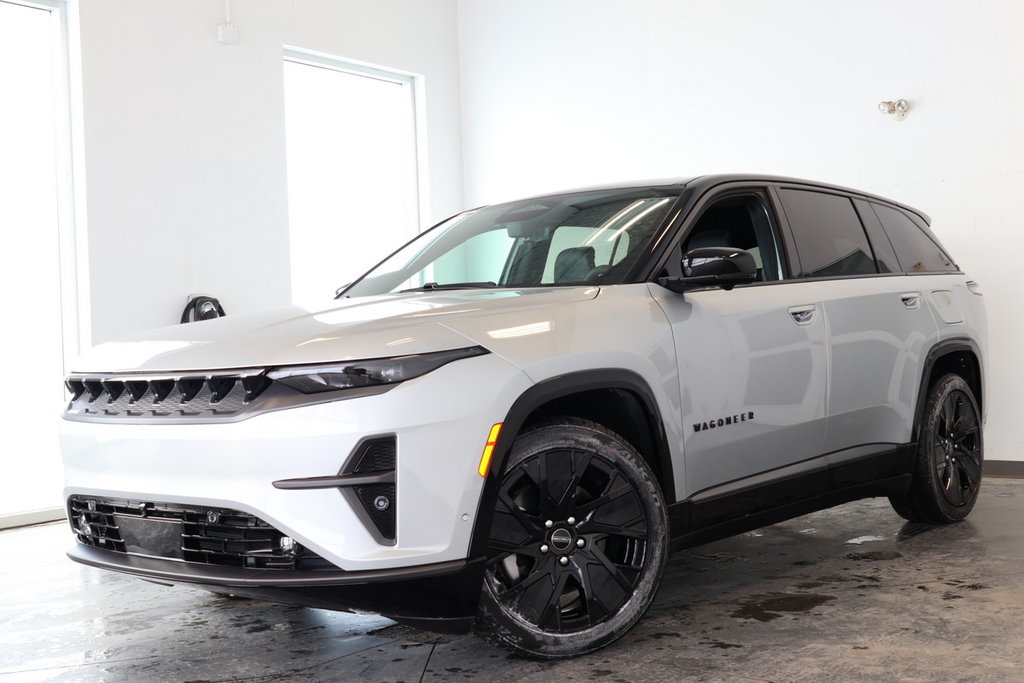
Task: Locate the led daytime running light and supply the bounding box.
[267,346,488,394]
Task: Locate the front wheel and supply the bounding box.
[890,373,983,523]
[475,418,668,658]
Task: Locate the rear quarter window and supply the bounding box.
[870,202,958,273]
[778,189,877,278]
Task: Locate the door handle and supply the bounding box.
[788,304,816,326]
[900,293,921,310]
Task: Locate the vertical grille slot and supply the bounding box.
[65,379,86,400]
[64,369,272,420]
[176,378,204,402]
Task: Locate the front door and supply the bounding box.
[650,191,828,518]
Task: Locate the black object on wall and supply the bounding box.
[181,295,225,324]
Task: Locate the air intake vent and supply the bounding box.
[342,436,397,545]
[64,370,272,421]
[68,496,334,571]
[352,438,396,474]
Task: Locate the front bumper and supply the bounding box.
[68,542,484,629]
[61,352,529,579]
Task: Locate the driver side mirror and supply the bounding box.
[657,247,757,293]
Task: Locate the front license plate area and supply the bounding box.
[116,515,184,559]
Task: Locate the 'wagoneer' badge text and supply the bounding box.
[693,411,755,433]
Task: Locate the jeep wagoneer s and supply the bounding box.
[61,175,986,657]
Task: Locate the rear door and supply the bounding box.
[775,186,938,456]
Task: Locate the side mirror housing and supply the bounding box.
[657,247,758,293]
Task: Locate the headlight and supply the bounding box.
[266,346,489,394]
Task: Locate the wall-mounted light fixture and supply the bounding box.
[217,0,238,45]
[878,99,910,121]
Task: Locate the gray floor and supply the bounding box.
[4,479,1024,682]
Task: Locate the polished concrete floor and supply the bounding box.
[4,479,1024,681]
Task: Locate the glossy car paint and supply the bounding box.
[71,288,601,373]
[651,279,828,496]
[62,350,530,570]
[820,274,938,453]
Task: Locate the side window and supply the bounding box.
[679,194,784,282]
[779,189,877,278]
[852,198,900,274]
[870,203,958,273]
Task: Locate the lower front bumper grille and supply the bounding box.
[68,496,334,571]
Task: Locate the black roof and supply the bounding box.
[517,174,931,225]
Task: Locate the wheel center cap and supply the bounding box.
[550,527,573,551]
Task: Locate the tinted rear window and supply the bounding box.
[870,203,957,273]
[779,189,877,278]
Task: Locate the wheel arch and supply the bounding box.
[912,337,984,443]
[466,369,674,562]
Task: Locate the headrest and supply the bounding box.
[688,229,735,250]
[554,246,596,282]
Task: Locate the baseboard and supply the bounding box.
[986,461,1024,478]
[0,507,65,530]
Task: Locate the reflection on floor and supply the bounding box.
[4,478,1024,681]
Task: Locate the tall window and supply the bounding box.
[284,50,423,305]
[0,0,79,524]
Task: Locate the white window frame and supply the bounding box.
[0,0,86,528]
[282,47,429,233]
[3,0,89,362]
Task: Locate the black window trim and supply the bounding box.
[646,183,795,289]
[866,200,960,274]
[640,177,955,287]
[772,184,887,281]
[851,197,901,275]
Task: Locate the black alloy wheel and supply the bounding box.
[890,373,983,523]
[476,418,668,658]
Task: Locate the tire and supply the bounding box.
[475,417,668,658]
[890,373,983,523]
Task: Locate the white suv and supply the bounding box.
[61,175,986,658]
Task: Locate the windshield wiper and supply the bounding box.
[400,281,498,293]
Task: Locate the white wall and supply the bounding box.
[72,1,1022,461]
[457,0,1023,460]
[77,0,462,343]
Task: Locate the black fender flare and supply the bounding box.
[911,337,984,443]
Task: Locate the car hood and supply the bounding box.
[71,288,600,373]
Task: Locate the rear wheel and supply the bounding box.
[890,373,983,523]
[475,418,668,658]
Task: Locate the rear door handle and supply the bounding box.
[900,293,921,310]
[788,304,816,326]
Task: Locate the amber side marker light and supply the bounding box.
[478,423,503,477]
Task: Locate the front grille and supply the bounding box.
[64,370,272,420]
[68,496,334,571]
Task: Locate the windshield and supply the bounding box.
[342,187,680,297]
